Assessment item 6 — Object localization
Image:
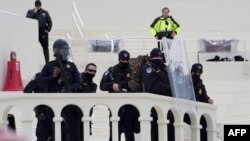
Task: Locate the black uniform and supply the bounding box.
[191,63,210,103]
[193,78,210,103]
[39,60,80,93]
[191,63,210,141]
[140,48,172,141]
[24,73,44,93]
[34,106,54,141]
[141,61,172,141]
[36,60,81,141]
[100,64,132,93]
[141,61,172,96]
[79,72,97,93]
[118,105,140,141]
[40,38,82,141]
[100,50,140,141]
[26,8,52,63]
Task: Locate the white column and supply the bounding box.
[158,119,168,141]
[53,117,63,141]
[174,122,185,141]
[0,110,4,125]
[0,109,9,126]
[207,128,217,141]
[0,118,8,126]
[191,125,201,141]
[82,117,91,141]
[139,116,152,141]
[111,116,120,141]
[20,117,33,141]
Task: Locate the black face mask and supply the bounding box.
[86,72,95,81]
[119,62,129,69]
[151,59,163,66]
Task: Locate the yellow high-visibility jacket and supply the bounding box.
[150,16,180,37]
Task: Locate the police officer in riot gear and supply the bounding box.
[39,39,80,93]
[100,50,140,141]
[141,48,172,96]
[26,0,52,63]
[38,39,81,141]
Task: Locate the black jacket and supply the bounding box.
[26,8,52,33]
[141,61,172,96]
[39,60,80,93]
[100,64,132,92]
[79,73,97,93]
[192,77,210,103]
[24,73,42,93]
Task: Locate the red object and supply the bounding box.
[3,51,23,91]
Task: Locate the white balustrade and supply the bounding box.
[0,93,217,141]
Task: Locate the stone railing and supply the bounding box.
[0,93,217,141]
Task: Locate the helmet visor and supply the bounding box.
[54,48,73,62]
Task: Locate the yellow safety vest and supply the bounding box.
[150,16,180,37]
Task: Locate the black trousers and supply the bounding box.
[151,108,158,141]
[200,116,207,141]
[39,31,49,63]
[116,106,139,141]
[156,31,174,49]
[118,124,135,141]
[62,120,82,141]
[36,119,53,141]
[167,112,175,141]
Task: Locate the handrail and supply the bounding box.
[0,9,21,17]
[0,93,217,141]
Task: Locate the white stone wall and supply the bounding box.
[1,0,250,39]
[0,12,40,90]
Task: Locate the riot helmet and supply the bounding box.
[53,39,73,61]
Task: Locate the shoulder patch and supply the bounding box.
[146,68,152,74]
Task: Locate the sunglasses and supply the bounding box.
[87,69,96,73]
